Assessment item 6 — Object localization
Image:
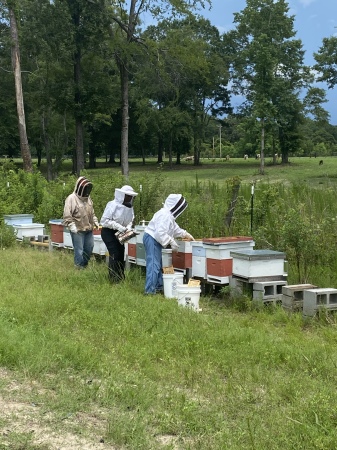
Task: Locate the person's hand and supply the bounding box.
[94,220,100,230]
[184,232,194,241]
[69,223,77,234]
[126,222,133,231]
[170,239,179,252]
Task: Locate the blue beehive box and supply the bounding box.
[4,214,34,226]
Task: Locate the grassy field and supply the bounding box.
[31,155,337,187]
[1,245,337,448]
[2,156,337,449]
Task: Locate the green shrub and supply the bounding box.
[0,223,17,248]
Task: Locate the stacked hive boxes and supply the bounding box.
[203,237,255,284]
[191,241,207,279]
[172,240,193,275]
[125,234,137,264]
[49,219,64,247]
[5,214,45,240]
[135,223,147,266]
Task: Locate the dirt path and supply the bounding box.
[0,368,116,449]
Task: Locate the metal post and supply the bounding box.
[250,183,255,234]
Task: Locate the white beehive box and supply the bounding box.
[13,223,45,240]
[203,236,255,260]
[93,235,107,256]
[135,222,148,244]
[63,228,73,249]
[231,249,287,279]
[191,241,206,279]
[4,214,34,225]
[162,249,172,267]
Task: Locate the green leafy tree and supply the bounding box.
[314,36,337,89]
[227,0,308,171]
[110,0,211,177]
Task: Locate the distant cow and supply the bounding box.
[244,154,249,160]
[185,156,194,161]
[319,160,323,165]
[226,154,230,161]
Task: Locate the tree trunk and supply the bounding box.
[41,111,53,181]
[157,135,163,163]
[259,118,265,175]
[119,62,129,177]
[74,47,84,176]
[9,6,32,173]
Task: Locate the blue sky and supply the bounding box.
[201,0,337,124]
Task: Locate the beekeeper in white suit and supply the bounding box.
[143,194,194,295]
[100,185,138,282]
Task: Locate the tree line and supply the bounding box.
[0,0,336,179]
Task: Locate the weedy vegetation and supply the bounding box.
[1,157,337,448]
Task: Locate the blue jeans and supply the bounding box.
[71,230,94,267]
[143,232,163,294]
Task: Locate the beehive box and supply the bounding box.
[162,249,173,267]
[13,223,45,240]
[135,223,147,244]
[172,240,193,270]
[49,219,64,244]
[136,242,146,266]
[127,243,136,264]
[93,235,107,256]
[231,249,286,280]
[203,236,255,260]
[4,214,34,225]
[63,228,73,249]
[191,241,206,279]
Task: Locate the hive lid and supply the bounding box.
[202,236,253,245]
[13,223,44,228]
[230,249,286,260]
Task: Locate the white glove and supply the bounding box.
[170,238,179,252]
[115,223,126,233]
[184,232,194,241]
[69,223,77,234]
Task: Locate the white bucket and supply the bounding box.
[177,285,201,312]
[163,272,184,299]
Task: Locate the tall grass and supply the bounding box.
[2,247,337,448]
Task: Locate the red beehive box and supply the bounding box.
[49,220,63,243]
[206,258,233,277]
[172,252,192,270]
[128,243,136,258]
[93,227,101,235]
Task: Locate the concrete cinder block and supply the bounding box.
[303,288,337,317]
[253,280,287,296]
[282,284,318,312]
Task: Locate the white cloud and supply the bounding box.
[298,0,317,6]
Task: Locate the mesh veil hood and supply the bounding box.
[74,177,93,197]
[164,194,188,218]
